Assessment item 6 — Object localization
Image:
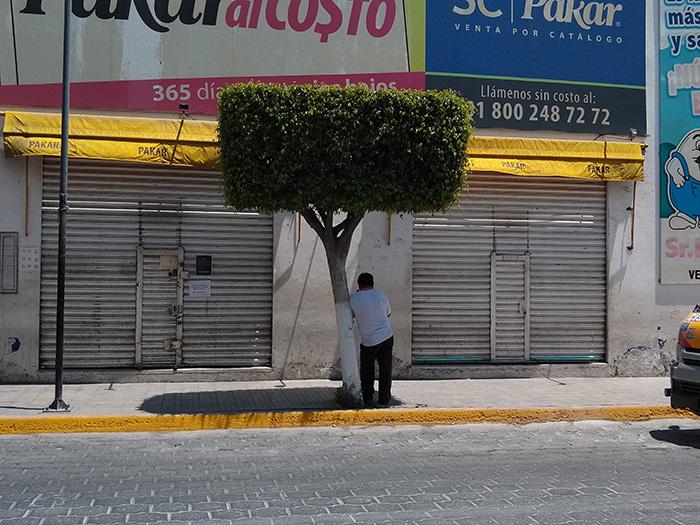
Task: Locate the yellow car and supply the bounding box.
[665,305,700,413]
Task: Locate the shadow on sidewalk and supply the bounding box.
[0,405,45,412]
[138,387,341,415]
[650,425,700,449]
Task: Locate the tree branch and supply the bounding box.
[333,211,367,240]
[321,209,335,244]
[321,209,332,231]
[337,211,365,257]
[300,207,325,239]
[332,214,352,239]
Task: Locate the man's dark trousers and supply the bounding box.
[360,336,393,405]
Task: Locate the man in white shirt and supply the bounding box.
[349,272,393,407]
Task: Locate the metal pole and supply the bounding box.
[47,0,71,412]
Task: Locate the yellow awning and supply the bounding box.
[467,135,645,182]
[2,111,220,168]
[2,111,645,181]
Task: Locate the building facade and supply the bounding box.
[0,0,685,383]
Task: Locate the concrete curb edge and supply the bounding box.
[0,406,696,435]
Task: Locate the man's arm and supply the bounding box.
[349,294,356,319]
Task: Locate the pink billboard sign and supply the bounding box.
[0,72,425,116]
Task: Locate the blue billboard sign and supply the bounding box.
[426,0,646,133]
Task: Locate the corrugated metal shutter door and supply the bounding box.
[140,250,181,368]
[412,172,606,364]
[491,254,530,362]
[41,161,139,368]
[181,213,273,367]
[41,159,273,369]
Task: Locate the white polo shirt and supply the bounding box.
[349,288,393,347]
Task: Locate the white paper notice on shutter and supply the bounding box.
[188,280,211,298]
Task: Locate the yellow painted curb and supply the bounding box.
[0,406,696,435]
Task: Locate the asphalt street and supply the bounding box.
[1,420,700,525]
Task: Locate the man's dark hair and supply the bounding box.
[357,272,374,288]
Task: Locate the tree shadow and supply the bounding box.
[138,386,343,415]
[138,387,404,415]
[649,425,700,449]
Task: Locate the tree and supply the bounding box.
[218,83,473,407]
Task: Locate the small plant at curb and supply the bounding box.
[218,83,474,408]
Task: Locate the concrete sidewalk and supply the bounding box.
[0,376,693,434]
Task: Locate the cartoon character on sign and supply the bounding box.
[665,128,700,230]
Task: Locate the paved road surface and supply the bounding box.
[2,420,700,524]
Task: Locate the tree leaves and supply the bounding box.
[218,83,474,215]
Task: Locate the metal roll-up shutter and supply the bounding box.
[41,158,273,369]
[412,172,606,364]
[41,160,140,368]
[180,212,273,367]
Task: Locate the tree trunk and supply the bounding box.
[326,252,363,408]
[300,208,365,408]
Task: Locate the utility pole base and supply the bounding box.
[44,399,71,412]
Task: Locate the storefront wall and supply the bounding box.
[606,4,680,378]
[0,147,42,382]
[0,0,686,383]
[272,0,676,381]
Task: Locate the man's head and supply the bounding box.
[357,272,374,290]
